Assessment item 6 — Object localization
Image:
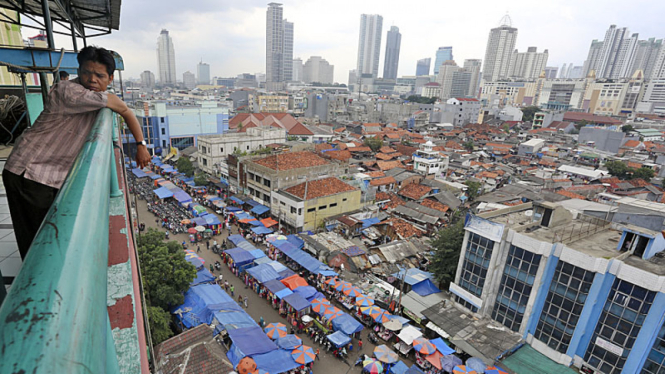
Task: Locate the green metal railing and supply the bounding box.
[0,108,121,373]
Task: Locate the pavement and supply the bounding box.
[131,192,416,374]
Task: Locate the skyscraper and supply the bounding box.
[508,47,548,79]
[482,15,518,82]
[197,61,210,85]
[594,25,639,79]
[630,38,663,79]
[266,3,294,91]
[383,26,401,79]
[436,60,460,100]
[582,40,603,78]
[183,71,195,89]
[433,47,453,75]
[157,29,176,85]
[357,14,383,78]
[303,56,334,84]
[292,58,303,82]
[544,66,558,79]
[140,70,155,89]
[463,59,482,97]
[416,58,431,76]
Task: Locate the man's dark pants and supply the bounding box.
[3,169,58,260]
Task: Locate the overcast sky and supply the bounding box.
[45,0,665,83]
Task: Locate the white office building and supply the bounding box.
[357,14,383,78]
[482,16,518,82]
[157,29,176,85]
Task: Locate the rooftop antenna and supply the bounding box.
[499,13,512,27]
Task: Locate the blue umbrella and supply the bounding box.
[440,354,463,373]
[374,344,399,364]
[465,357,486,373]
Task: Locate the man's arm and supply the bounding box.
[107,94,151,168]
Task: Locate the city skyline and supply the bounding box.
[40,0,665,83]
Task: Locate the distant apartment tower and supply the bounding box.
[303,56,334,84]
[357,14,383,78]
[140,70,155,89]
[590,25,639,79]
[508,47,548,79]
[433,47,453,75]
[197,61,210,85]
[156,29,176,85]
[544,66,558,79]
[582,40,604,78]
[482,16,518,82]
[383,26,401,80]
[436,60,460,100]
[416,58,431,76]
[654,47,665,79]
[183,71,196,89]
[463,59,482,97]
[266,3,294,91]
[292,58,303,82]
[631,38,663,79]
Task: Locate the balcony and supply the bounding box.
[0,109,150,373]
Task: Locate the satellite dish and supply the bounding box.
[525,210,533,217]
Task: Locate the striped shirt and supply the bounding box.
[5,78,108,189]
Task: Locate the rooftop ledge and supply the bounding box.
[0,109,150,374]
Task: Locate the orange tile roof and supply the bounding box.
[348,146,372,153]
[253,151,328,171]
[366,171,386,178]
[385,133,401,139]
[557,190,586,200]
[626,161,643,169]
[398,184,432,200]
[315,143,334,152]
[377,192,406,209]
[383,217,424,238]
[369,176,396,186]
[376,160,403,171]
[421,199,449,212]
[284,177,356,200]
[325,150,352,161]
[376,153,395,160]
[364,123,382,127]
[622,140,641,148]
[380,146,397,153]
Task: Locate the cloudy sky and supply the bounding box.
[45,0,665,83]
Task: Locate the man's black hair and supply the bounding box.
[77,46,116,76]
[59,70,69,79]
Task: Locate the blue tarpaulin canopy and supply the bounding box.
[150,174,161,180]
[391,361,410,374]
[227,235,246,246]
[266,261,288,274]
[254,257,271,265]
[248,220,264,227]
[191,268,215,286]
[229,196,244,204]
[154,186,174,199]
[251,226,273,235]
[286,235,304,249]
[205,215,221,225]
[185,254,204,269]
[283,293,310,311]
[264,279,287,294]
[293,286,317,300]
[276,335,302,350]
[280,247,324,274]
[274,241,297,254]
[405,365,425,374]
[227,326,278,356]
[226,206,242,212]
[331,313,364,335]
[392,268,436,286]
[327,331,351,347]
[173,190,193,203]
[246,263,280,283]
[212,304,259,333]
[172,284,234,328]
[249,249,267,260]
[225,248,255,265]
[237,241,257,252]
[278,269,296,280]
[274,288,293,299]
[252,349,300,374]
[244,199,260,207]
[251,205,270,215]
[236,212,254,221]
[411,279,441,296]
[193,217,208,227]
[361,218,381,228]
[308,292,326,303]
[431,338,455,355]
[131,168,148,178]
[319,270,338,277]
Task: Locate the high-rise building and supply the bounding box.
[508,47,548,79]
[292,58,303,82]
[183,71,196,89]
[140,70,155,89]
[654,47,665,79]
[436,60,460,100]
[482,16,518,82]
[357,14,383,78]
[544,67,558,79]
[582,40,604,78]
[416,58,431,76]
[433,47,453,75]
[594,25,639,79]
[631,38,663,79]
[383,26,401,80]
[157,29,176,85]
[559,63,569,78]
[197,61,210,85]
[266,3,294,91]
[303,56,334,84]
[568,66,584,79]
[463,59,482,97]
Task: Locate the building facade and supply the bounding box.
[182,71,196,89]
[433,47,453,75]
[197,61,210,85]
[446,97,481,127]
[266,3,294,91]
[595,25,639,79]
[416,58,431,76]
[140,70,155,90]
[357,14,383,78]
[157,29,176,85]
[292,58,304,82]
[383,26,401,80]
[509,47,549,79]
[482,17,518,82]
[303,56,334,84]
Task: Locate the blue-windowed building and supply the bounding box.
[122,100,229,154]
[449,200,665,374]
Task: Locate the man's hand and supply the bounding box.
[136,146,151,168]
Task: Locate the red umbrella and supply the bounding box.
[187,227,198,234]
[237,357,259,374]
[291,345,316,364]
[413,337,437,355]
[324,277,338,285]
[312,298,331,313]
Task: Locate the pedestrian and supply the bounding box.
[349,343,353,352]
[315,348,320,360]
[358,339,363,351]
[224,280,229,291]
[244,296,248,309]
[197,245,201,253]
[230,285,235,297]
[209,264,214,273]
[238,294,243,304]
[206,240,210,249]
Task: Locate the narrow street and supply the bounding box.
[131,192,415,374]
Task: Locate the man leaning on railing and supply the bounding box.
[2,46,151,260]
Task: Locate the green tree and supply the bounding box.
[605,160,629,179]
[462,140,474,151]
[364,136,384,152]
[464,180,482,200]
[429,219,465,287]
[137,228,197,310]
[148,305,174,345]
[520,106,540,122]
[176,157,194,177]
[194,173,208,187]
[502,123,510,133]
[406,95,437,104]
[621,124,634,133]
[632,167,654,182]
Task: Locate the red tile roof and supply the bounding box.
[421,199,449,212]
[284,177,356,200]
[348,146,372,153]
[315,143,334,152]
[325,150,352,161]
[622,140,641,148]
[454,98,479,102]
[557,190,586,200]
[380,146,397,153]
[369,176,396,186]
[563,112,622,125]
[366,171,386,178]
[398,184,432,200]
[376,160,403,171]
[288,122,314,136]
[383,217,424,238]
[253,151,328,171]
[376,153,395,160]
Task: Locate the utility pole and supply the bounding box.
[396,261,408,316]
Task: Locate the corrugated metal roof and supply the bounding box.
[0,0,122,31]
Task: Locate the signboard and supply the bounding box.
[595,337,623,356]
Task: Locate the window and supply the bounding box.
[298,208,302,215]
[330,203,338,208]
[458,232,494,298]
[291,207,296,214]
[280,201,286,206]
[318,205,327,210]
[307,208,315,213]
[642,319,665,374]
[263,194,270,202]
[249,187,255,195]
[584,279,656,374]
[202,158,207,166]
[162,140,166,148]
[247,145,250,150]
[342,198,347,202]
[221,147,224,153]
[264,179,271,188]
[491,245,541,332]
[273,198,278,204]
[201,146,207,154]
[161,128,165,135]
[160,117,164,123]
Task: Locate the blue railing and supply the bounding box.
[0,109,123,373]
